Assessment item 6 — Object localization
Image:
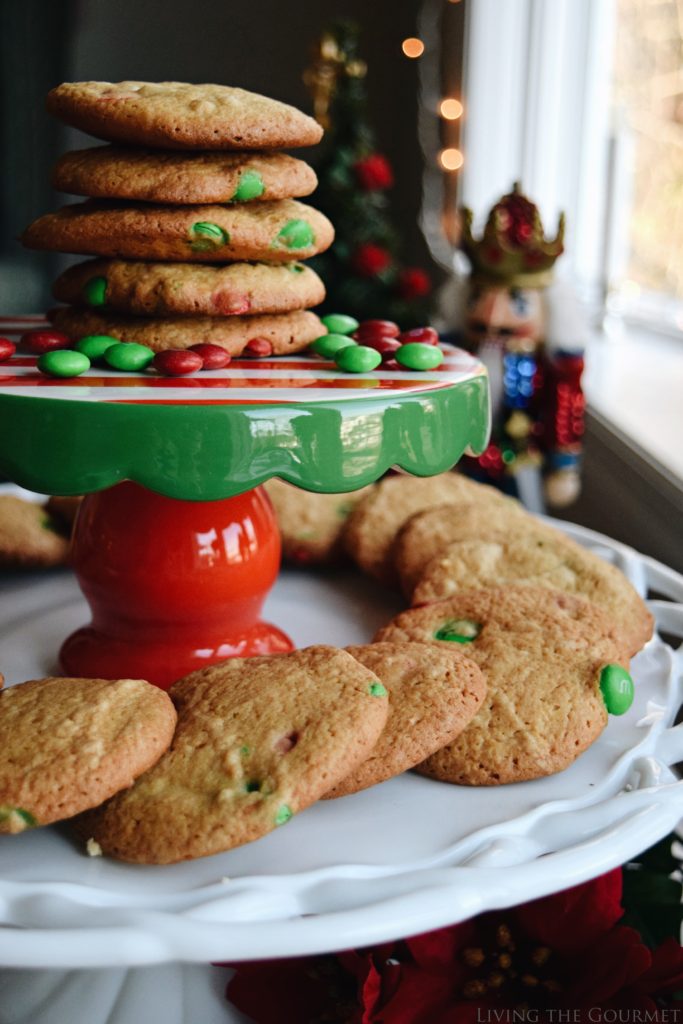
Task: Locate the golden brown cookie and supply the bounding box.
[0,495,70,569]
[23,199,334,263]
[264,479,373,566]
[0,676,176,833]
[53,259,325,317]
[49,307,324,355]
[77,646,389,863]
[412,535,653,658]
[46,82,323,150]
[394,501,552,599]
[324,643,487,798]
[344,473,515,587]
[375,586,631,785]
[52,147,318,204]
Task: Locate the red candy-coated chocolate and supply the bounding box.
[21,329,72,354]
[355,319,400,340]
[152,350,204,377]
[398,326,439,346]
[0,338,16,362]
[244,337,274,357]
[188,343,231,370]
[363,336,401,358]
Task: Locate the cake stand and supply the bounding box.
[1,319,682,1024]
[0,316,489,688]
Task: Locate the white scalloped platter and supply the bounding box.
[0,510,681,969]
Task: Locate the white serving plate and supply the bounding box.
[0,510,681,981]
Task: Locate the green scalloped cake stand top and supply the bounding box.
[0,317,489,501]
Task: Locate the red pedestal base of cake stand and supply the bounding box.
[59,481,293,689]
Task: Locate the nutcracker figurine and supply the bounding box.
[446,183,586,510]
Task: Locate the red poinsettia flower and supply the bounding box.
[351,242,392,277]
[397,268,432,299]
[223,869,683,1022]
[354,154,394,191]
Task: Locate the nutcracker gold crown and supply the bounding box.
[460,183,565,288]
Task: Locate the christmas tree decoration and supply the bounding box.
[442,183,586,509]
[304,22,434,327]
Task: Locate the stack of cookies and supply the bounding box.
[22,82,334,355]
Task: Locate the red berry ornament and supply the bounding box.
[152,350,204,377]
[188,343,231,369]
[0,338,16,362]
[398,326,439,346]
[353,154,394,191]
[21,329,72,354]
[351,243,392,278]
[244,337,274,357]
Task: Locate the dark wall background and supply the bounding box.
[0,0,439,313]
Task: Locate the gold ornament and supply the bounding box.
[303,30,367,129]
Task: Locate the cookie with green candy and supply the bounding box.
[52,148,318,205]
[324,643,487,798]
[374,585,633,785]
[23,199,334,263]
[411,534,653,658]
[0,495,70,569]
[53,259,325,317]
[0,676,176,834]
[46,81,323,150]
[264,479,372,566]
[343,472,515,587]
[76,647,389,863]
[49,307,324,355]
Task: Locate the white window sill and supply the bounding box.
[585,321,683,486]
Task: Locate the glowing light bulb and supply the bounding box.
[402,37,425,58]
[439,98,463,120]
[439,147,464,171]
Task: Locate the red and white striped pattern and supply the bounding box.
[0,317,485,406]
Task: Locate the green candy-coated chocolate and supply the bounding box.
[321,313,359,335]
[82,276,107,307]
[190,222,229,252]
[104,342,155,372]
[275,219,314,249]
[368,682,388,697]
[75,334,119,362]
[396,342,444,371]
[434,618,481,643]
[232,170,265,202]
[311,333,357,358]
[599,664,634,715]
[37,350,91,378]
[0,806,37,828]
[288,262,306,273]
[275,804,293,826]
[335,345,382,373]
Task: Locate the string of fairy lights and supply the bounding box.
[401,0,465,175]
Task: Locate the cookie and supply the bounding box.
[76,646,389,863]
[264,479,373,566]
[23,199,334,263]
[0,495,70,569]
[52,147,318,204]
[50,307,324,355]
[0,676,176,833]
[344,473,515,587]
[324,643,487,798]
[46,82,323,150]
[53,259,325,318]
[375,585,631,785]
[395,501,553,599]
[412,535,653,657]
